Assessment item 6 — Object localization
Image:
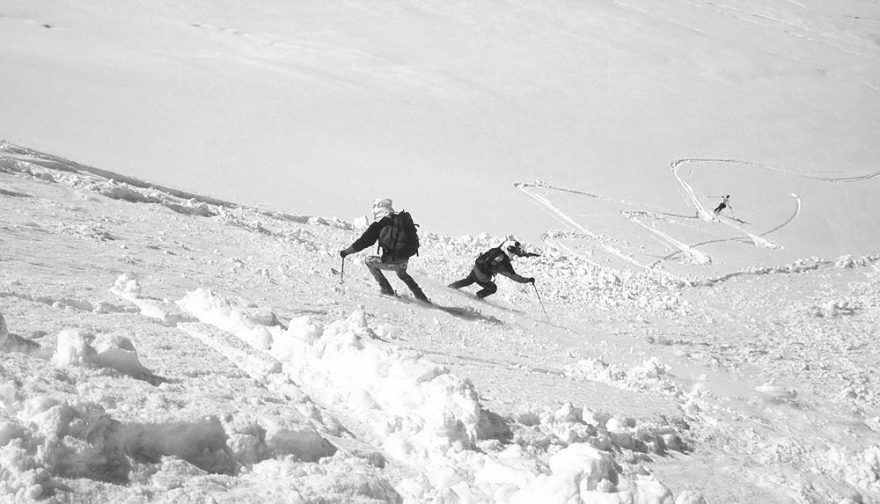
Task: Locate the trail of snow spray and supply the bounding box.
[515,181,684,283]
[625,210,712,265]
[670,159,781,249]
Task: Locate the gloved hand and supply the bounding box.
[527,277,536,284]
[339,249,349,258]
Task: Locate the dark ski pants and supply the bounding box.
[448,269,497,298]
[364,256,427,301]
[713,203,726,214]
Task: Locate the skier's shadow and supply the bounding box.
[442,288,524,316]
[392,296,505,325]
[430,303,505,325]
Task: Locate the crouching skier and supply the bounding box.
[449,241,536,299]
[339,198,429,302]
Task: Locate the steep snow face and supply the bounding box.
[1,0,878,240]
[2,145,880,503]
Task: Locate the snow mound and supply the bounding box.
[0,393,131,499]
[0,393,233,500]
[111,273,190,326]
[276,308,496,458]
[174,287,692,502]
[177,288,282,351]
[52,329,152,378]
[675,490,707,504]
[563,357,676,393]
[177,288,502,458]
[51,329,97,367]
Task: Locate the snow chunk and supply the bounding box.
[92,333,150,377]
[265,425,336,462]
[112,272,142,296]
[754,379,797,403]
[52,329,152,379]
[110,273,189,325]
[52,329,97,367]
[547,443,617,490]
[675,489,707,504]
[177,288,282,351]
[272,309,502,462]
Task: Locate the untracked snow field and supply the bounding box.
[1,143,879,503]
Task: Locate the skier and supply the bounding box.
[339,198,429,302]
[448,241,536,299]
[713,194,731,215]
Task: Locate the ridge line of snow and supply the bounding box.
[171,287,689,502]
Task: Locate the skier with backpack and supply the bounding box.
[448,241,537,299]
[339,198,429,302]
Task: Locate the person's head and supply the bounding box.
[371,198,395,221]
[725,194,730,198]
[506,241,525,257]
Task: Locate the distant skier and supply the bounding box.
[448,241,537,299]
[713,194,731,215]
[339,198,428,302]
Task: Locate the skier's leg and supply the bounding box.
[364,256,395,295]
[394,261,428,302]
[449,270,477,290]
[475,280,497,299]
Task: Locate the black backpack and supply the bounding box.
[378,211,420,260]
[474,246,504,273]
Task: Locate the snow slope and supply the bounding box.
[2,0,878,240]
[2,143,880,503]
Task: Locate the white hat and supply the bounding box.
[372,198,394,220]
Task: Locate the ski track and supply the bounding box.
[107,275,722,503]
[762,192,801,236]
[671,158,804,249]
[543,238,606,269]
[107,288,372,447]
[517,158,876,284]
[670,159,791,249]
[626,211,712,266]
[514,182,680,282]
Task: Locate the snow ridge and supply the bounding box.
[170,286,689,503]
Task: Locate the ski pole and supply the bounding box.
[532,283,550,323]
[340,256,346,284]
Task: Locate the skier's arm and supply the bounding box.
[497,258,534,284]
[342,221,383,255]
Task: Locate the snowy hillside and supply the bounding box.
[2,0,879,239]
[2,143,880,503]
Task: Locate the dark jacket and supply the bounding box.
[476,249,531,283]
[347,215,396,261]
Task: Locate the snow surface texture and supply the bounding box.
[2,144,879,503]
